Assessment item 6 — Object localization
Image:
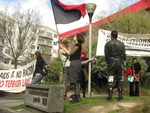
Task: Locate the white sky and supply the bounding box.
[0,0,139,32]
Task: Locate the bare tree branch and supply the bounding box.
[1,2,42,68]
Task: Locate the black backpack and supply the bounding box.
[42,62,50,76]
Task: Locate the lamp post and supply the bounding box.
[86,3,97,97]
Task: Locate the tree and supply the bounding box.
[0,3,42,68]
[100,10,150,34]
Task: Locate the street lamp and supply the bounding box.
[86,3,96,97]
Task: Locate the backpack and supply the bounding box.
[42,62,50,76]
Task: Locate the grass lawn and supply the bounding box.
[9,88,150,113]
[10,95,150,113]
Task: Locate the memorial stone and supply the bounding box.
[24,84,64,113]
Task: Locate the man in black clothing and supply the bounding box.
[104,30,126,102]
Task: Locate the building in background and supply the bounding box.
[21,25,58,62]
[0,13,59,69]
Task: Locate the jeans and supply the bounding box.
[31,73,43,84]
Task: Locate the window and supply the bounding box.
[54,34,57,38]
[39,30,44,34]
[0,47,2,54]
[32,36,36,41]
[38,38,44,43]
[5,49,11,54]
[53,49,57,53]
[53,41,57,46]
[0,19,6,25]
[30,54,34,58]
[9,22,14,27]
[47,32,52,37]
[0,39,4,45]
[32,28,37,33]
[31,45,35,49]
[8,31,12,36]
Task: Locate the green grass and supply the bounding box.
[64,97,106,113]
[9,89,150,113]
[143,88,150,93]
[10,104,26,110]
[108,109,123,113]
[10,96,150,113]
[129,98,150,113]
[9,97,107,112]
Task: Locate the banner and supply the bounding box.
[96,29,150,56]
[0,60,36,93]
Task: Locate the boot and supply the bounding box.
[82,89,86,98]
[108,90,112,102]
[118,89,123,101]
[70,95,81,104]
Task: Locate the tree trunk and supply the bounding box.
[14,58,17,69]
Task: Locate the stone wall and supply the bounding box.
[24,84,64,113]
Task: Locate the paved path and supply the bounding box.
[0,96,24,109]
[0,94,32,113]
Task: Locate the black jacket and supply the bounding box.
[33,57,44,77]
[131,62,141,74]
[104,38,126,63]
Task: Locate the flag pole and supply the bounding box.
[50,0,62,40]
[50,0,62,61]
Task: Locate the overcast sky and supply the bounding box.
[0,0,139,31]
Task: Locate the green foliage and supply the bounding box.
[92,56,107,73]
[126,56,147,76]
[43,60,62,83]
[93,86,108,94]
[100,10,150,34]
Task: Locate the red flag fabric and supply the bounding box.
[58,0,150,38]
[50,0,86,24]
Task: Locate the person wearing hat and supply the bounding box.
[60,34,85,103]
[59,38,71,100]
[104,30,126,102]
[130,57,141,96]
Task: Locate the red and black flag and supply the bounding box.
[50,0,86,24]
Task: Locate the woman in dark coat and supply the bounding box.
[31,51,44,84]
